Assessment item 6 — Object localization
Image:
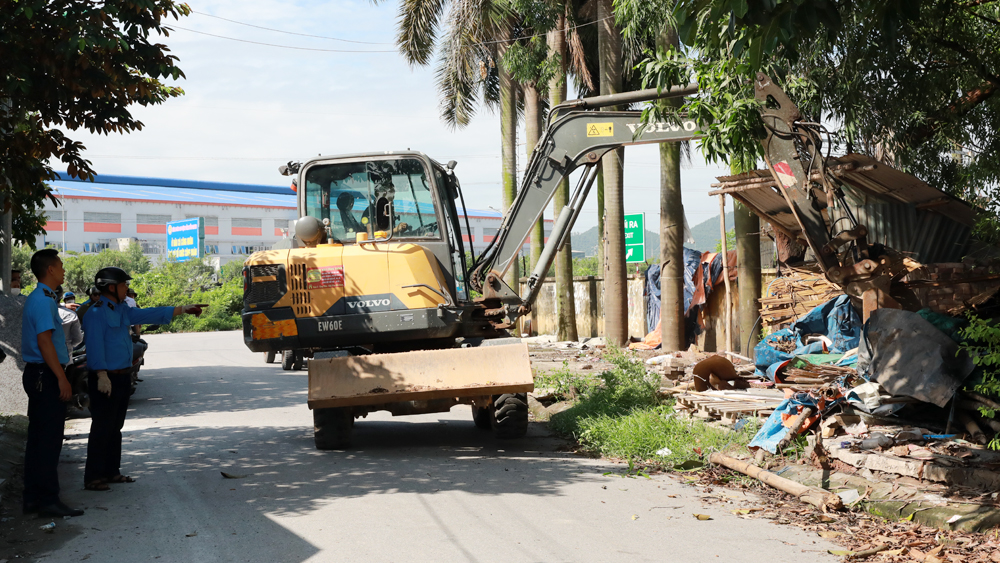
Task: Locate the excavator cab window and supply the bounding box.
[303,157,442,242]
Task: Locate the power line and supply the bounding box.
[169,25,396,53]
[190,9,393,45]
[181,10,614,53]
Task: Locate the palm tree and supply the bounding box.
[375,0,521,287]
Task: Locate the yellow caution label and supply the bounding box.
[586,123,614,137]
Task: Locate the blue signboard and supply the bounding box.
[166,218,204,262]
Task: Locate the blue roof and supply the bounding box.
[50,172,502,217]
[54,171,293,195]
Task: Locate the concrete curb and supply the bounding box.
[776,464,1000,533]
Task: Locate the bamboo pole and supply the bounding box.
[718,195,733,353]
[708,452,843,511]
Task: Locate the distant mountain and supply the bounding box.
[570,212,734,257]
[688,212,733,252]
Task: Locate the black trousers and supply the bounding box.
[84,372,131,483]
[22,363,68,509]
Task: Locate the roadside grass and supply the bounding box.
[545,347,759,470]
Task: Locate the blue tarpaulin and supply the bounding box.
[643,248,704,336]
[754,295,862,381]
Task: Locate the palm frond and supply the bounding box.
[397,0,449,66]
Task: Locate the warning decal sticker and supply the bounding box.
[586,123,614,137]
[306,266,345,289]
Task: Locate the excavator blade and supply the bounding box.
[307,343,534,409]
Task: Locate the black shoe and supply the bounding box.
[36,501,84,518]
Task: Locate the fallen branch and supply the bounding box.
[962,391,1000,411]
[850,544,891,559]
[707,452,844,512]
[956,410,988,445]
[774,406,816,452]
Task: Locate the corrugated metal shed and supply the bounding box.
[709,154,981,263]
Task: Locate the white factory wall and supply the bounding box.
[36,197,545,261]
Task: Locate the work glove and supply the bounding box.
[97,371,112,396]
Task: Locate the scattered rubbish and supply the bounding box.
[835,489,861,505]
[947,514,962,524]
[692,513,712,520]
[655,446,673,457]
[221,471,250,479]
[707,452,843,511]
[186,532,198,537]
[630,514,639,520]
[858,432,893,451]
[39,522,55,533]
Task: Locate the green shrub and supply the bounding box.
[957,314,1000,450]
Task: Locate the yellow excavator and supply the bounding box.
[241,84,702,449]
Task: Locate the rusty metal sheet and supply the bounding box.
[307,343,534,409]
[710,154,983,263]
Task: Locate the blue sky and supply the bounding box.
[63,0,732,233]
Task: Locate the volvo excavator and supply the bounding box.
[241,84,701,449]
[243,75,950,449]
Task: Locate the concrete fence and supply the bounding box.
[519,276,646,339]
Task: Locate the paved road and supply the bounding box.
[40,331,837,563]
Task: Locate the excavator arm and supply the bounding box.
[468,85,699,318]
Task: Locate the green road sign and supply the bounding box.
[624,212,645,263]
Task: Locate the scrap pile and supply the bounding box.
[660,277,1000,497]
[759,266,843,331]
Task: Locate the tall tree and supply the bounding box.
[1,0,190,244]
[597,0,627,346]
[641,1,1000,231]
[616,0,687,350]
[378,0,521,288]
[547,1,593,341]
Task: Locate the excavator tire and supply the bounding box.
[313,407,353,450]
[472,405,492,430]
[265,351,276,364]
[491,393,528,439]
[281,350,294,371]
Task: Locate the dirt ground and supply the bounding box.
[688,463,1000,561]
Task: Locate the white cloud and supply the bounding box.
[61,0,730,235]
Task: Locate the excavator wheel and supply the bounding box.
[281,350,295,371]
[265,351,276,364]
[472,405,492,430]
[313,407,354,450]
[491,393,528,439]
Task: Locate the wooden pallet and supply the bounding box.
[673,389,784,424]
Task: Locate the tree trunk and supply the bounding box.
[657,26,684,352]
[547,15,579,340]
[548,12,578,342]
[500,59,519,294]
[524,83,544,335]
[734,196,761,355]
[597,0,626,346]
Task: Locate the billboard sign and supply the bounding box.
[166,217,204,262]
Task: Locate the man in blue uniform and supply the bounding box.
[21,248,83,517]
[81,267,203,491]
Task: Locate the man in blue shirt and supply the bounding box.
[82,267,203,491]
[21,248,83,518]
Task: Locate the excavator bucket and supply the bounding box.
[307,343,534,409]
